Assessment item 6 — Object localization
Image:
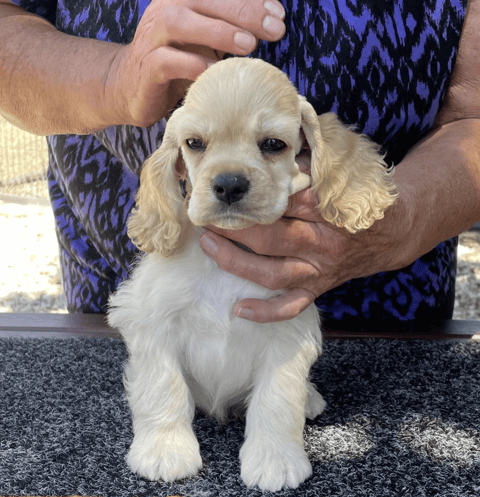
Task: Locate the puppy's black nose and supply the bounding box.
[212,174,250,205]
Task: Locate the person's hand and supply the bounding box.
[198,153,415,323]
[195,0,480,325]
[104,0,286,127]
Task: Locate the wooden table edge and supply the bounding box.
[0,313,479,341]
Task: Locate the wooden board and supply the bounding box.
[0,313,479,340]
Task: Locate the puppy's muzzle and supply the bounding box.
[212,173,250,205]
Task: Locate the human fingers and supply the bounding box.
[191,0,286,42]
[205,215,336,260]
[143,5,256,55]
[143,0,286,55]
[199,231,325,292]
[234,288,316,323]
[199,232,328,322]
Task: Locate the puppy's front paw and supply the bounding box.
[306,381,327,420]
[127,427,202,482]
[240,438,312,491]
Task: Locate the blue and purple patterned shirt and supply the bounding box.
[12,0,467,328]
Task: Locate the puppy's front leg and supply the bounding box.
[240,342,317,491]
[124,350,202,482]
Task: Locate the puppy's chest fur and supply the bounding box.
[110,229,321,420]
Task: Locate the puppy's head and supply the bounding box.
[128,58,396,256]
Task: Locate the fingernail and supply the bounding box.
[262,15,285,37]
[234,32,257,52]
[237,307,255,320]
[264,1,285,20]
[200,234,218,255]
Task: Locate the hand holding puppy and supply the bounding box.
[200,193,409,322]
[105,0,287,127]
[199,114,402,323]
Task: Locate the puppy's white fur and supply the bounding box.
[108,58,396,491]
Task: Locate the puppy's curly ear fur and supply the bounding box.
[128,109,186,256]
[300,99,397,232]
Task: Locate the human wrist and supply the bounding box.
[386,180,421,269]
[95,43,129,128]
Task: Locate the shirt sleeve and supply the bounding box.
[7,0,57,25]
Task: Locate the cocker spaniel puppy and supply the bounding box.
[108,57,396,492]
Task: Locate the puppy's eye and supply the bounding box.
[186,138,206,151]
[260,138,287,153]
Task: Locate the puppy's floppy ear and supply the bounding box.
[127,108,186,256]
[300,99,397,232]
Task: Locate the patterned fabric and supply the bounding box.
[11,0,467,325]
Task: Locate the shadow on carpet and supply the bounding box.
[1,338,479,496]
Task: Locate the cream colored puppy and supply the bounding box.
[108,57,396,492]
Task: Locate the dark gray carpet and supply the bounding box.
[1,337,479,496]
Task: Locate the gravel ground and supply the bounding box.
[454,230,480,319]
[1,199,479,319]
[0,201,66,313]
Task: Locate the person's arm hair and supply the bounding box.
[0,0,121,135]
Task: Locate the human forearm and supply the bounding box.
[393,118,480,267]
[0,6,121,135]
[198,118,480,323]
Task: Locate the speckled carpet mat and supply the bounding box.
[1,338,479,497]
